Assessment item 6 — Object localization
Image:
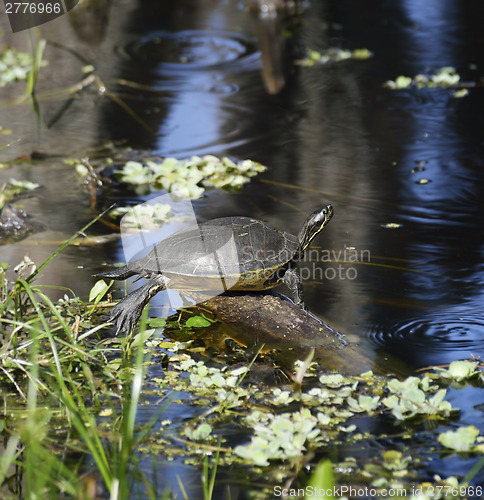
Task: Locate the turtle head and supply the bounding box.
[295,204,333,258]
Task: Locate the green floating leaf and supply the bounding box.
[110,202,172,229]
[114,155,267,199]
[117,160,152,185]
[382,450,412,471]
[1,178,40,204]
[452,88,469,98]
[234,443,270,467]
[382,377,454,420]
[319,373,351,388]
[184,422,212,441]
[384,67,463,90]
[297,47,372,66]
[0,45,48,87]
[432,66,460,86]
[234,408,321,465]
[347,395,380,413]
[448,360,479,380]
[438,425,480,452]
[395,75,412,88]
[75,164,89,177]
[185,316,212,328]
[147,317,167,328]
[8,178,39,191]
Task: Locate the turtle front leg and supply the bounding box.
[282,267,305,309]
[110,274,170,333]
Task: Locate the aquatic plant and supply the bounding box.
[1,229,483,498]
[384,66,469,97]
[114,155,267,199]
[0,45,48,88]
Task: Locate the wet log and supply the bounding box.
[189,292,410,377]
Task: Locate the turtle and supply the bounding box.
[97,204,333,332]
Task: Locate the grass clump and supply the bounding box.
[1,219,484,498]
[0,216,163,500]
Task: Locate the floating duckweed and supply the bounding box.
[382,376,454,420]
[364,450,412,488]
[382,450,412,472]
[384,67,463,90]
[319,373,355,388]
[452,88,469,98]
[173,359,243,391]
[110,203,172,230]
[1,178,40,204]
[438,425,484,452]
[82,64,95,74]
[144,337,480,479]
[115,155,267,199]
[352,48,372,60]
[297,47,372,66]
[7,178,40,192]
[272,388,294,405]
[0,46,48,87]
[347,394,381,414]
[392,75,412,89]
[118,160,153,185]
[435,360,480,382]
[431,66,460,86]
[184,422,213,441]
[234,408,321,466]
[119,347,483,495]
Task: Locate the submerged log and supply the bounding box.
[200,292,345,349]
[185,292,410,377]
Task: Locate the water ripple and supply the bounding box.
[368,311,484,354]
[117,30,260,73]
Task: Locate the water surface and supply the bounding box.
[1,0,484,494]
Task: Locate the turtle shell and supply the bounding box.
[127,216,299,290]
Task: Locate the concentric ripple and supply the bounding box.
[367,311,484,356]
[118,30,259,72]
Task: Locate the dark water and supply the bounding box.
[98,0,484,492]
[2,0,484,494]
[94,0,484,369]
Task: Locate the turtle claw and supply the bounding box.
[110,300,142,333]
[107,275,169,333]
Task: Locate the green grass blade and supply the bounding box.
[15,278,113,491]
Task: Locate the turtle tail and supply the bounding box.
[96,265,137,281]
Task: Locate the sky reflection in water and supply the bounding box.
[98,0,484,370]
